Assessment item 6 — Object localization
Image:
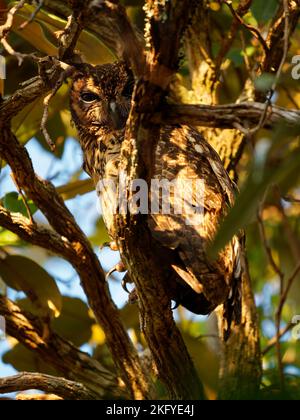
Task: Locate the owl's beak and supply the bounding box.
[109,101,124,130]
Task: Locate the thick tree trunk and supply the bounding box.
[185,3,262,399]
[218,266,262,400]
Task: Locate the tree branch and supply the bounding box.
[156,102,300,130]
[0,126,153,399]
[115,0,205,400]
[0,373,97,400]
[0,297,127,399]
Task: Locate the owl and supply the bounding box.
[70,61,243,338]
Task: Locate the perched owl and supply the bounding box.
[70,61,243,338]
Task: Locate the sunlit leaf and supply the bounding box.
[52,297,94,347]
[0,255,62,318]
[0,229,22,247]
[17,296,94,347]
[57,179,94,201]
[9,2,115,64]
[89,218,110,246]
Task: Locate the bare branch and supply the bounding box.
[216,0,253,70]
[0,373,97,400]
[19,0,45,30]
[222,0,269,56]
[0,126,153,400]
[262,323,294,356]
[115,0,205,400]
[155,102,300,130]
[0,0,26,38]
[0,296,127,399]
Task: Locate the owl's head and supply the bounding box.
[70,61,134,135]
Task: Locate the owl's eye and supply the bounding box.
[80,92,100,103]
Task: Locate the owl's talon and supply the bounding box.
[106,261,127,281]
[105,267,117,282]
[121,273,134,294]
[122,278,131,294]
[100,241,119,251]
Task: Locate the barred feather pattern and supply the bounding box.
[70,62,243,338]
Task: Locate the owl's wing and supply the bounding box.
[148,126,242,311]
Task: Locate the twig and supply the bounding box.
[262,323,294,356]
[222,0,269,56]
[257,200,285,389]
[19,0,45,30]
[258,186,300,390]
[244,0,291,136]
[40,72,68,151]
[153,102,300,130]
[276,263,300,324]
[275,262,300,387]
[272,2,291,390]
[40,8,83,149]
[283,194,300,204]
[0,0,26,38]
[216,0,253,71]
[257,204,285,281]
[57,13,82,61]
[0,38,39,66]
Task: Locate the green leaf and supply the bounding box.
[227,48,244,67]
[89,218,110,246]
[251,0,279,23]
[17,297,94,347]
[255,73,276,92]
[0,255,62,318]
[0,228,22,247]
[52,297,94,347]
[12,83,70,147]
[3,343,58,375]
[2,192,37,218]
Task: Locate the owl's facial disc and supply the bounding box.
[70,62,134,133]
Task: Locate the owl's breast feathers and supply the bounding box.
[82,124,243,335]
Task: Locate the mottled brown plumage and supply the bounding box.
[70,61,243,337]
